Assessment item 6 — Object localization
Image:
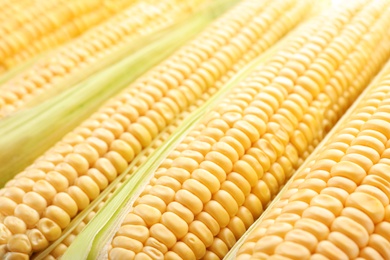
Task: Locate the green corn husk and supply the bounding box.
[0,0,238,188]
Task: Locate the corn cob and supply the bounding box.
[0,0,311,258]
[104,0,390,259]
[0,0,208,119]
[234,55,390,260]
[43,105,196,259]
[0,0,138,73]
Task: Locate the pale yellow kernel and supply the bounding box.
[22,191,47,215]
[199,160,226,183]
[27,228,48,252]
[92,128,115,145]
[3,252,30,259]
[226,128,252,150]
[0,224,12,244]
[206,151,233,175]
[294,218,329,241]
[33,161,56,173]
[171,241,196,260]
[315,240,348,260]
[109,247,135,260]
[174,189,203,215]
[110,139,135,162]
[167,201,194,225]
[217,228,236,249]
[44,205,70,229]
[346,192,384,224]
[87,168,108,190]
[128,123,152,148]
[160,212,188,239]
[50,243,68,258]
[211,142,239,164]
[52,192,78,218]
[265,221,293,238]
[46,171,69,192]
[285,229,318,253]
[196,212,220,236]
[134,204,161,227]
[164,251,183,260]
[288,189,317,204]
[14,204,39,228]
[122,213,146,226]
[359,246,384,260]
[149,185,175,205]
[263,172,279,197]
[37,218,61,242]
[328,231,359,259]
[116,224,149,243]
[228,216,246,240]
[375,222,390,241]
[86,137,108,156]
[145,237,168,254]
[171,156,199,173]
[7,234,31,254]
[189,170,219,196]
[11,178,35,193]
[105,151,128,173]
[327,176,356,193]
[275,241,311,260]
[204,200,230,228]
[67,186,90,211]
[237,206,255,230]
[341,153,373,172]
[182,179,211,203]
[64,153,89,175]
[356,184,389,207]
[73,143,99,166]
[0,197,17,216]
[208,238,229,259]
[252,180,271,207]
[137,195,166,213]
[94,158,117,182]
[150,223,177,248]
[75,175,100,200]
[362,175,390,200]
[112,236,143,253]
[320,187,349,205]
[55,163,78,185]
[214,189,239,217]
[331,216,369,248]
[153,174,179,190]
[221,180,245,206]
[302,206,335,227]
[227,172,251,197]
[23,169,45,182]
[310,194,344,216]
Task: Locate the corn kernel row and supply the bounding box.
[235,56,390,260]
[0,0,136,73]
[107,0,390,259]
[0,0,311,257]
[0,0,203,119]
